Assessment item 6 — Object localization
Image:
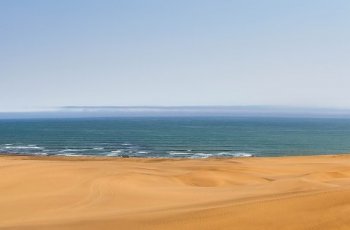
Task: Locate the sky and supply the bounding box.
[1,0,350,112]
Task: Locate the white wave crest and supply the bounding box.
[217,152,254,157]
[190,153,212,158]
[4,145,44,150]
[56,153,85,157]
[59,149,90,153]
[168,152,191,155]
[93,147,104,150]
[137,151,148,154]
[107,150,122,156]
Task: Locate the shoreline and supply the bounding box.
[1,153,350,229]
[1,152,349,161]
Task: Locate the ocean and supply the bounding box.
[1,117,350,158]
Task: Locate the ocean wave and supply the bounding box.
[31,152,48,156]
[0,143,255,158]
[111,150,122,153]
[3,145,44,150]
[56,153,86,157]
[168,151,254,158]
[217,152,254,157]
[106,150,122,156]
[93,147,104,150]
[190,153,212,158]
[137,151,148,154]
[168,152,191,155]
[59,149,90,153]
[0,144,46,156]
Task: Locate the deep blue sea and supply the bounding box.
[1,117,350,158]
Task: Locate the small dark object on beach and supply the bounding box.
[121,155,130,158]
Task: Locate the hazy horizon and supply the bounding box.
[2,1,350,111]
[3,105,350,119]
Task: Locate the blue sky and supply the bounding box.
[1,0,350,111]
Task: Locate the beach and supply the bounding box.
[1,154,350,230]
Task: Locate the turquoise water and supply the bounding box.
[1,117,350,158]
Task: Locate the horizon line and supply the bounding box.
[3,105,350,113]
[2,105,350,119]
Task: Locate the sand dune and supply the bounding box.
[1,155,350,230]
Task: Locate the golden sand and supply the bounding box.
[1,154,350,230]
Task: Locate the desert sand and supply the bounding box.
[1,154,350,230]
